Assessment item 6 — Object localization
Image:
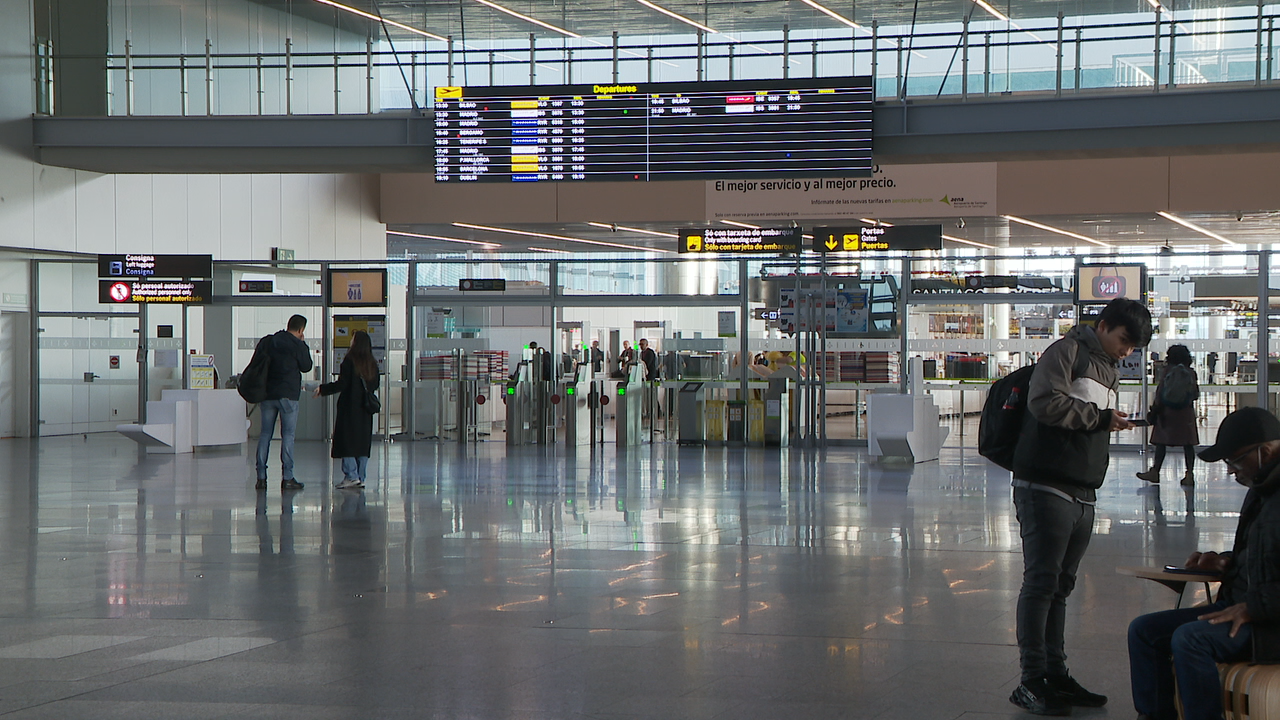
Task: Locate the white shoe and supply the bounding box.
[335,478,364,490]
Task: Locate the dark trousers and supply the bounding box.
[1151,444,1197,473]
[1013,486,1095,681]
[1128,601,1251,720]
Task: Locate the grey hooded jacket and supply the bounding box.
[1011,324,1120,502]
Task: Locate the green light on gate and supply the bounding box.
[566,386,576,396]
[617,387,626,396]
[507,387,516,395]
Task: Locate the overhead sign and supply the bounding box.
[459,279,507,291]
[706,162,997,221]
[679,227,802,254]
[99,280,213,304]
[1076,264,1147,304]
[328,269,388,307]
[98,254,213,279]
[812,224,943,253]
[239,280,274,293]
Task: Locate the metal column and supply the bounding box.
[1260,250,1271,410]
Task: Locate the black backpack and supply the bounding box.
[236,335,272,404]
[978,341,1090,471]
[1158,365,1197,410]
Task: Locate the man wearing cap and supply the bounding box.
[1128,406,1280,720]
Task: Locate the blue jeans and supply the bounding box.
[341,456,369,482]
[1128,601,1252,720]
[256,398,298,481]
[1013,486,1095,681]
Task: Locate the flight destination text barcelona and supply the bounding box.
[432,77,873,183]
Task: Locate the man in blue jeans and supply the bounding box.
[1129,407,1280,720]
[255,314,313,491]
[1010,297,1153,715]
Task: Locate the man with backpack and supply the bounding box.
[1008,297,1153,716]
[255,315,313,491]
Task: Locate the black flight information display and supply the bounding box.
[433,77,873,183]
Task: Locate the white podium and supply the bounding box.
[118,389,248,454]
[865,393,950,463]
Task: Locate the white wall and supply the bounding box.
[0,0,388,436]
[110,0,379,116]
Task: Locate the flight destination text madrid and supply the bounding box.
[432,77,873,183]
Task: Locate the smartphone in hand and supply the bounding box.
[1130,417,1151,427]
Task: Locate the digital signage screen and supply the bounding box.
[432,77,873,182]
[1075,264,1147,304]
[328,269,388,307]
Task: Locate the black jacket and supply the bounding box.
[319,356,379,459]
[264,330,314,401]
[1216,460,1280,663]
[1012,325,1120,501]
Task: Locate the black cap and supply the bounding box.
[1199,407,1280,462]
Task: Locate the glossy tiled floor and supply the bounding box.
[0,435,1246,719]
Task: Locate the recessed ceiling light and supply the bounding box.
[472,0,581,37]
[387,230,500,249]
[312,0,446,40]
[634,0,718,33]
[1005,215,1114,248]
[452,222,670,253]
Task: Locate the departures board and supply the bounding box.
[432,77,873,183]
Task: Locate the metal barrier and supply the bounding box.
[36,6,1280,118]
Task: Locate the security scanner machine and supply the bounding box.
[865,358,949,462]
[614,362,645,448]
[764,377,790,446]
[677,382,707,444]
[562,362,594,446]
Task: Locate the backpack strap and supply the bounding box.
[1070,338,1092,380]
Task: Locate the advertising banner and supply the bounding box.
[706,163,997,222]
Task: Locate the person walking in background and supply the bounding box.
[1138,344,1200,487]
[316,330,380,490]
[638,338,658,380]
[256,314,313,492]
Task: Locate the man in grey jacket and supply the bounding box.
[1009,297,1153,716]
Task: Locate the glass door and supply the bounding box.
[38,313,140,435]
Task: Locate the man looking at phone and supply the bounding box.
[1128,407,1280,720]
[1010,297,1152,715]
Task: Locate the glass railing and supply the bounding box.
[36,5,1279,117]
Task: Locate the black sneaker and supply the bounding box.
[1010,677,1071,716]
[255,478,267,491]
[280,479,304,491]
[1047,673,1107,707]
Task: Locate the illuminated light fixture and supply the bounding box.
[472,0,581,38]
[586,222,678,239]
[387,229,500,249]
[720,220,761,229]
[859,218,894,226]
[1145,0,1163,8]
[943,234,996,249]
[798,0,860,28]
[1157,211,1239,247]
[452,222,671,253]
[312,0,446,41]
[972,0,1010,22]
[527,246,574,254]
[1004,215,1114,248]
[635,0,718,34]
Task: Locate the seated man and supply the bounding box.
[1128,406,1280,720]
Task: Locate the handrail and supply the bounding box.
[34,6,1278,117]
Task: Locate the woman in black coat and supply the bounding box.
[315,330,379,490]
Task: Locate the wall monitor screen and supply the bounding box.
[432,77,873,182]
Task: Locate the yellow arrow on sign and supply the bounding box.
[825,237,838,250]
